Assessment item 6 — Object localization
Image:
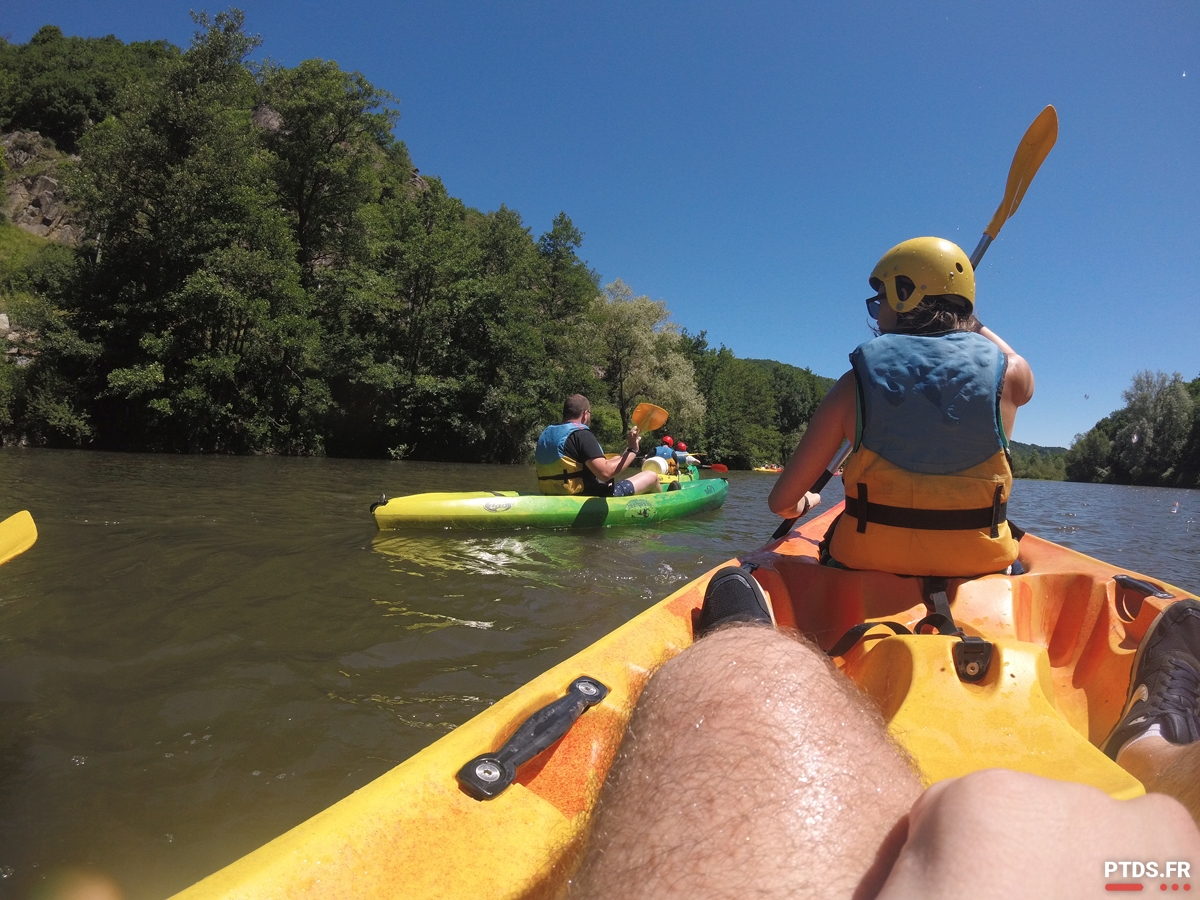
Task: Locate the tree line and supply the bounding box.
[1065,371,1200,488]
[0,12,832,468]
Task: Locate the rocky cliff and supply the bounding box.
[2,131,81,247]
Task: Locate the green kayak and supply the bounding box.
[372,478,728,530]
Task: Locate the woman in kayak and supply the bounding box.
[535,394,660,497]
[768,236,1034,577]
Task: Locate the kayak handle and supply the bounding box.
[1113,574,1173,600]
[456,675,609,801]
[771,439,854,540]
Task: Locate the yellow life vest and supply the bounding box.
[829,447,1018,577]
[827,332,1019,577]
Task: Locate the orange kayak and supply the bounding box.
[171,502,1193,899]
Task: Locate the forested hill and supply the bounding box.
[1063,372,1200,488]
[0,13,831,468]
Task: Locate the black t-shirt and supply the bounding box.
[562,428,610,496]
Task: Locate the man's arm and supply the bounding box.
[584,427,641,482]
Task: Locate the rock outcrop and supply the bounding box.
[2,131,81,247]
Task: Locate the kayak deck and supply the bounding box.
[172,503,1196,899]
[373,476,727,530]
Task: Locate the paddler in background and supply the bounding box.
[535,394,660,497]
[768,237,1034,577]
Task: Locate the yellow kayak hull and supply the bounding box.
[173,503,1192,899]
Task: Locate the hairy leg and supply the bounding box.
[1118,737,1200,826]
[569,625,922,900]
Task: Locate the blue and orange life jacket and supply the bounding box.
[535,422,588,495]
[827,331,1020,577]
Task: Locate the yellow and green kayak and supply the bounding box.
[172,503,1193,899]
[372,475,727,530]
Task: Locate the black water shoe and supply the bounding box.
[695,566,774,638]
[1102,599,1200,760]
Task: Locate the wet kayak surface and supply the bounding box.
[0,448,1195,899]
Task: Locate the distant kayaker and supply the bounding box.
[535,394,660,497]
[769,237,1035,577]
[653,435,676,460]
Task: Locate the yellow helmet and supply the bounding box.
[869,237,975,314]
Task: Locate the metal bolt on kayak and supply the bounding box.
[474,762,502,783]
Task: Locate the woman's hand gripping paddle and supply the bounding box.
[772,106,1059,543]
[771,440,853,540]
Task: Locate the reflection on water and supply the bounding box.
[0,449,1195,900]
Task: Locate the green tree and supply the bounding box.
[258,58,399,286]
[65,10,326,452]
[1110,371,1194,485]
[1065,428,1112,483]
[0,25,175,152]
[583,280,704,436]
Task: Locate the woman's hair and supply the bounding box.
[874,276,979,336]
[891,294,979,335]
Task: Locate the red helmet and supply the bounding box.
[662,436,674,446]
[677,442,687,451]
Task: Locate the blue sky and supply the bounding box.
[6,1,1198,447]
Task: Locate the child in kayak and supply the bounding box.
[768,236,1034,577]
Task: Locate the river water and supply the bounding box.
[0,448,1196,899]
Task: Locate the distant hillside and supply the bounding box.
[744,358,837,393]
[1010,440,1067,481]
[1011,440,1068,456]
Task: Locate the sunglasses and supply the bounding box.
[865,294,882,320]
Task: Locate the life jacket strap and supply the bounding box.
[847,483,1007,533]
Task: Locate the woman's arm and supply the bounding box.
[768,372,856,517]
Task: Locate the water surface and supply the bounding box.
[0,449,1195,898]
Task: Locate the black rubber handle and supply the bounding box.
[1114,574,1173,600]
[456,676,609,800]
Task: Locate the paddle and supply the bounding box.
[0,509,38,567]
[772,106,1059,542]
[631,402,668,432]
[771,440,853,540]
[969,105,1059,267]
[703,464,729,473]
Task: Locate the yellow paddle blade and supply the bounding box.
[0,510,37,567]
[631,403,668,432]
[984,105,1059,239]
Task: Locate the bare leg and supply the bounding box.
[569,625,922,900]
[626,470,661,494]
[1118,738,1200,826]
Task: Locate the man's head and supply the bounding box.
[563,394,591,422]
[677,442,687,452]
[662,436,674,447]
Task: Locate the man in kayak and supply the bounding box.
[535,394,660,497]
[571,579,1200,899]
[768,237,1034,577]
